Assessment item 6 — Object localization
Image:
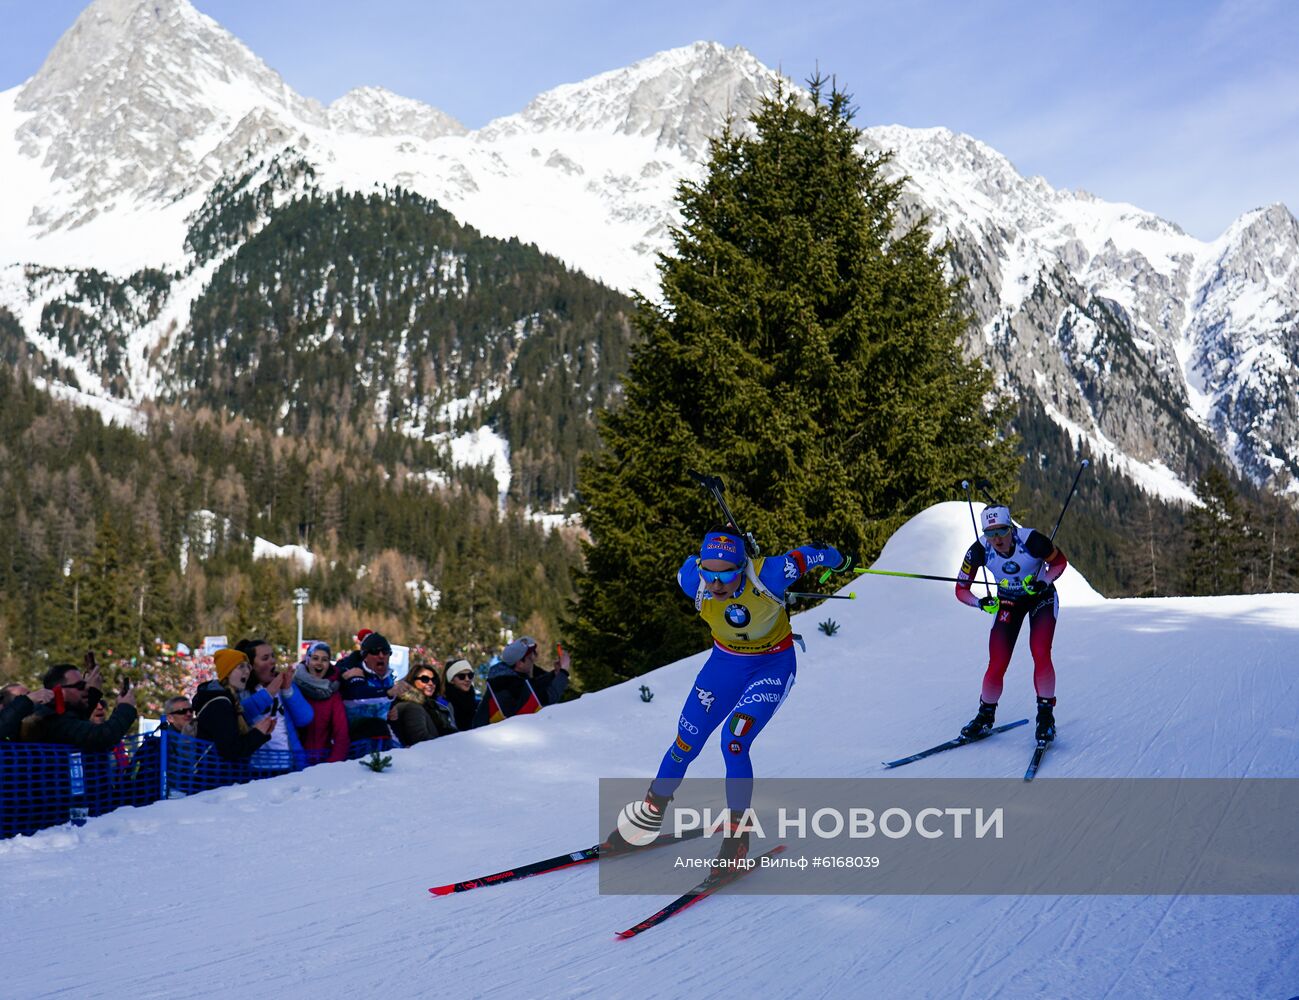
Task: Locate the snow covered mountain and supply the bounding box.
[3,504,1295,998]
[869,126,1299,498]
[12,0,322,236]
[2,0,1298,502]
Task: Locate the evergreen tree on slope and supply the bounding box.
[569,79,1018,688]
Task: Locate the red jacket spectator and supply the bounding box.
[294,642,350,762]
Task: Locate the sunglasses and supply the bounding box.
[698,565,743,585]
[414,676,435,684]
[64,680,88,690]
[170,708,194,716]
[984,525,1013,538]
[451,672,473,682]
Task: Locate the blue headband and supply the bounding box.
[700,531,745,564]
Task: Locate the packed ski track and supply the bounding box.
[2,504,1296,999]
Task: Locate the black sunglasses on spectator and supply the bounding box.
[170,708,194,715]
[452,672,473,681]
[64,680,88,690]
[414,675,435,684]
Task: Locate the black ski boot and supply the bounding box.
[605,788,672,853]
[714,814,751,870]
[960,700,997,740]
[1035,697,1056,743]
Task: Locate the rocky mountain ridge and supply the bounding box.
[2,0,1297,501]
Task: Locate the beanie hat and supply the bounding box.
[981,505,1013,532]
[360,631,392,655]
[500,637,538,666]
[214,648,249,682]
[443,658,473,683]
[699,531,744,564]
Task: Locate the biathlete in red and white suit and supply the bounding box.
[606,527,844,862]
[954,504,1069,743]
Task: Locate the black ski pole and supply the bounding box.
[785,590,856,601]
[686,470,760,558]
[1050,459,1090,542]
[961,479,994,593]
[974,479,1002,507]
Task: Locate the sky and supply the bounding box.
[1,0,1297,241]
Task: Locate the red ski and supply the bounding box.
[616,845,786,939]
[429,829,704,896]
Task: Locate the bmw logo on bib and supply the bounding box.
[725,603,751,628]
[1002,560,1020,575]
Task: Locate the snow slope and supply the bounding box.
[2,503,1297,999]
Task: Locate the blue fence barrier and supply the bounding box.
[1,731,396,839]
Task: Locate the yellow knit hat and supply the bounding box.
[213,648,249,682]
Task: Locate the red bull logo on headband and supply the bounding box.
[701,531,743,562]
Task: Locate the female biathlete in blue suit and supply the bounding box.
[607,527,844,862]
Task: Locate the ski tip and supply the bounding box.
[615,930,635,940]
[428,885,455,896]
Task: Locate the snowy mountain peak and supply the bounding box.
[13,0,321,231]
[327,86,466,140]
[866,124,1043,205]
[19,0,203,91]
[1199,203,1299,299]
[1215,202,1299,252]
[480,41,783,158]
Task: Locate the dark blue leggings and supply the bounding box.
[650,643,797,811]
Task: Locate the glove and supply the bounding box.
[1022,574,1046,597]
[811,543,853,583]
[978,595,1000,615]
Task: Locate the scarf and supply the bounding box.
[222,682,250,735]
[294,662,339,701]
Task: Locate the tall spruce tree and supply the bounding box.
[1183,466,1248,595]
[568,79,1018,688]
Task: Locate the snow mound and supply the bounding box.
[872,501,1104,604]
[252,536,315,571]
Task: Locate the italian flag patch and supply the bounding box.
[728,712,754,737]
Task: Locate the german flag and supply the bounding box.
[483,680,543,723]
[484,683,506,724]
[516,680,542,716]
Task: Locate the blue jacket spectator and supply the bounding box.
[338,631,399,740]
[235,637,315,769]
[240,684,314,768]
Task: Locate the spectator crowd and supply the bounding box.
[0,631,572,837]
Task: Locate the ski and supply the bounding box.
[1024,739,1050,781]
[882,718,1029,768]
[429,829,705,896]
[615,844,786,939]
